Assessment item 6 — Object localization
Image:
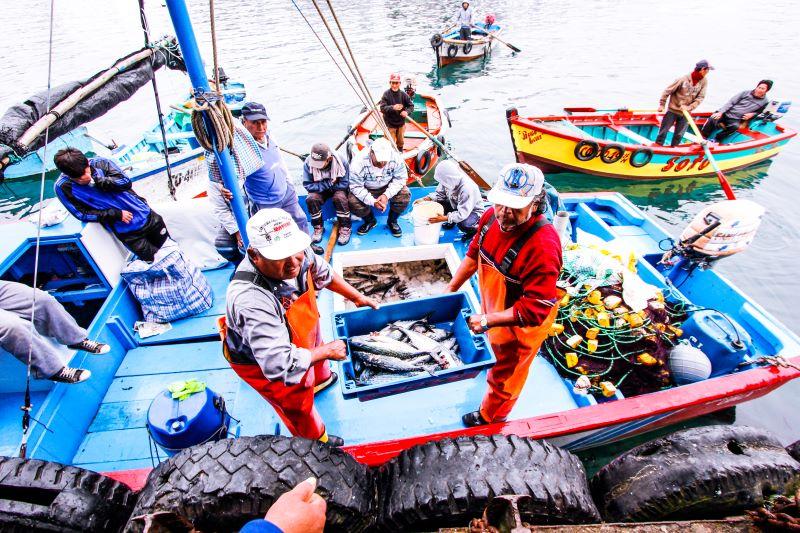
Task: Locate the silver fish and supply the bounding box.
[392,326,460,369]
[352,350,437,374]
[357,369,427,386]
[349,334,426,359]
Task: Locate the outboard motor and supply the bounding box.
[757,100,791,122]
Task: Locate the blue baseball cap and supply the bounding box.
[487,163,545,209]
[241,101,269,121]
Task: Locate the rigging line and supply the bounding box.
[289,0,367,108]
[139,0,176,200]
[209,0,221,91]
[20,0,57,460]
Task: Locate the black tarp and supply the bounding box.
[0,42,184,165]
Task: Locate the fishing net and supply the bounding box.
[542,243,688,398]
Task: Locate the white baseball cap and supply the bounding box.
[246,208,311,260]
[370,137,395,163]
[487,163,545,209]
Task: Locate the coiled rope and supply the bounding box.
[190,95,235,152]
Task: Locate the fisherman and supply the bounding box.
[447,163,562,427]
[303,142,352,246]
[414,160,485,236]
[655,60,713,146]
[348,138,411,237]
[456,1,474,40]
[207,102,308,249]
[220,209,378,446]
[700,80,773,143]
[378,73,414,153]
[1,279,109,384]
[54,148,170,262]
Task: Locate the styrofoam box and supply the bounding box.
[331,243,479,311]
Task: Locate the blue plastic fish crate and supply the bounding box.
[333,292,496,400]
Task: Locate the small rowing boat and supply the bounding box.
[506,106,796,180]
[344,91,449,183]
[430,21,500,68]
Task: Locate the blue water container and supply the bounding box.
[147,387,230,456]
[681,309,754,377]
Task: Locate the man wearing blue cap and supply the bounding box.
[655,60,713,146]
[447,163,562,427]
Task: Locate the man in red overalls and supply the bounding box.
[448,163,562,427]
[219,209,377,446]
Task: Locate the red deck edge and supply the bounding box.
[102,356,799,491]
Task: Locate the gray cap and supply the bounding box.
[308,142,331,169]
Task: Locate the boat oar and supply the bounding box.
[564,106,660,114]
[324,221,340,261]
[334,125,358,151]
[279,147,309,162]
[405,116,491,189]
[471,25,521,53]
[681,108,736,201]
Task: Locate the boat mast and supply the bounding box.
[164,0,250,246]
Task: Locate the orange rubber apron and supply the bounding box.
[220,271,331,439]
[477,255,559,423]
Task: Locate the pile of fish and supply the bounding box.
[344,259,451,306]
[350,316,462,386]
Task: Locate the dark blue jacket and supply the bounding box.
[302,153,350,194]
[54,157,151,234]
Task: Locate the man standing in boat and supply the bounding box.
[655,60,713,147]
[53,148,170,262]
[207,102,308,248]
[219,209,377,446]
[447,163,562,427]
[700,80,773,143]
[348,138,411,237]
[456,1,474,40]
[378,73,414,153]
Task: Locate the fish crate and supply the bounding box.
[333,292,496,401]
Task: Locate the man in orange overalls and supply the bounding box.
[448,163,562,427]
[219,209,377,446]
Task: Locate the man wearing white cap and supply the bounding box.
[219,209,378,446]
[348,138,411,237]
[447,163,562,427]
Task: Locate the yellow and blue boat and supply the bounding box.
[506,107,796,180]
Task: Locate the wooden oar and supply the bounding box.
[405,116,491,189]
[681,108,736,201]
[471,25,521,53]
[564,106,660,114]
[279,147,308,162]
[324,221,340,262]
[334,125,358,151]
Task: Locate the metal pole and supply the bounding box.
[164,0,249,246]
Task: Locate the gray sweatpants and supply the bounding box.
[0,280,87,378]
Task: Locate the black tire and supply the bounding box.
[127,435,375,532]
[435,135,446,157]
[430,33,443,47]
[463,42,473,54]
[415,150,432,175]
[446,44,458,58]
[629,147,653,168]
[788,439,800,462]
[0,456,135,533]
[600,143,625,164]
[379,435,600,530]
[591,425,800,522]
[574,139,599,161]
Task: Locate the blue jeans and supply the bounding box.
[250,185,309,234]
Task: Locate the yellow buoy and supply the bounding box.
[565,352,579,368]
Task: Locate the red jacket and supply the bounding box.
[467,209,562,327]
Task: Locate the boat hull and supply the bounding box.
[435,39,492,67]
[507,109,796,180]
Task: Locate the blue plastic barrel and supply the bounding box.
[681,309,753,377]
[146,387,230,456]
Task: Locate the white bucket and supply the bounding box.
[412,201,445,245]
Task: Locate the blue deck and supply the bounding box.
[5,190,799,473]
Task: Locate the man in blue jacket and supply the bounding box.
[53,148,169,262]
[303,142,351,245]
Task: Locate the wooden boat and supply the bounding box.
[345,91,449,183]
[2,188,798,491]
[431,22,500,68]
[506,107,797,180]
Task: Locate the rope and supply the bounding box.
[139,0,176,199]
[190,96,235,152]
[20,0,56,459]
[209,0,220,91]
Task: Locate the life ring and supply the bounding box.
[463,42,473,54]
[574,140,599,161]
[600,144,624,164]
[436,135,446,157]
[446,44,459,58]
[430,33,443,48]
[415,150,432,175]
[629,148,653,168]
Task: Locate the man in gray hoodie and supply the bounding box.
[701,80,773,143]
[415,160,485,236]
